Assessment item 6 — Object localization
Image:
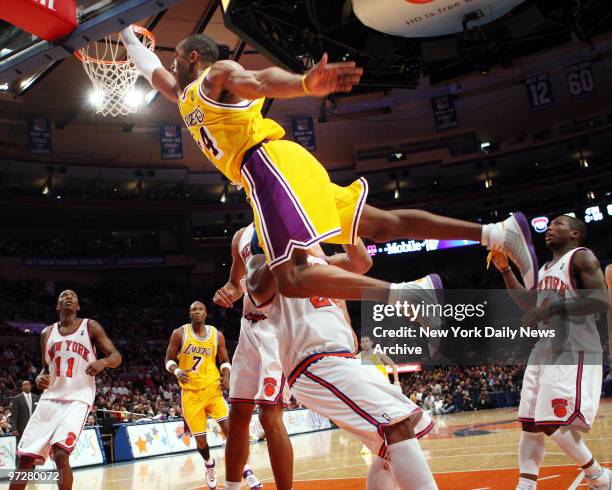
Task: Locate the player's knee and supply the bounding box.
[366,212,401,243]
[258,406,282,432]
[53,447,70,467]
[196,437,208,451]
[17,456,36,469]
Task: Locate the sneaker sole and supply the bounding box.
[511,212,539,289]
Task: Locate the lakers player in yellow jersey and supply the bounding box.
[120,26,538,310]
[165,301,261,490]
[358,335,400,386]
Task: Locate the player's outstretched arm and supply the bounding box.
[326,239,373,275]
[216,331,231,391]
[213,227,246,308]
[86,320,122,375]
[488,251,536,310]
[204,53,363,101]
[245,254,277,307]
[119,26,179,103]
[165,328,190,384]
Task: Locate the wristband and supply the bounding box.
[165,360,177,373]
[174,368,183,378]
[220,363,231,372]
[301,75,311,95]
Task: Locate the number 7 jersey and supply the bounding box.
[177,68,285,185]
[177,324,221,391]
[41,319,96,406]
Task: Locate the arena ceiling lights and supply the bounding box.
[222,0,612,87]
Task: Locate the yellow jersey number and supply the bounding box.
[197,126,220,159]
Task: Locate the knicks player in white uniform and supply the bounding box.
[246,231,439,490]
[11,290,121,490]
[213,223,294,490]
[490,215,610,490]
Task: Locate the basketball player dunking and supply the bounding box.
[119,25,538,307]
[489,215,610,490]
[246,232,439,490]
[10,290,122,490]
[164,302,261,490]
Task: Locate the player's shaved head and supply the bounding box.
[190,301,206,311]
[562,215,587,244]
[179,34,218,64]
[58,289,78,303]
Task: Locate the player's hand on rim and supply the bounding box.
[36,373,51,389]
[303,53,363,96]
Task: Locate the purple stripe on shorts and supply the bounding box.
[243,150,315,261]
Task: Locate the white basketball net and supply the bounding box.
[77,28,155,117]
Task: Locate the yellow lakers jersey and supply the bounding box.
[177,323,220,391]
[177,68,285,184]
[371,355,390,380]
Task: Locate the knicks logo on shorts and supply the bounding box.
[263,377,278,397]
[551,398,569,418]
[65,431,77,447]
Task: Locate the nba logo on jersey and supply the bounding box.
[551,398,569,418]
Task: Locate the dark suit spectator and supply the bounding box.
[11,380,39,440]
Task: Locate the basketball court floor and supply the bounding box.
[18,399,611,490]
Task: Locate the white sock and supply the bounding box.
[205,457,214,465]
[517,476,538,490]
[584,460,606,480]
[224,482,241,490]
[549,428,593,467]
[481,222,502,248]
[366,456,396,490]
[243,464,251,472]
[519,431,545,477]
[387,438,437,490]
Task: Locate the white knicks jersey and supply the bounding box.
[41,319,97,406]
[535,247,602,353]
[239,223,268,320]
[261,257,355,376]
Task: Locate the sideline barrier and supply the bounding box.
[0,428,105,471]
[115,408,333,462]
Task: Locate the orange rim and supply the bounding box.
[75,25,156,65]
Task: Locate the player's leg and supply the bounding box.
[216,400,262,489]
[224,402,255,488]
[259,400,294,490]
[183,389,217,488]
[52,446,73,490]
[366,456,396,490]
[382,418,437,490]
[8,456,37,490]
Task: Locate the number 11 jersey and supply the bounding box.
[41,319,96,406]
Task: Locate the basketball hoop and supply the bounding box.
[76,25,156,117]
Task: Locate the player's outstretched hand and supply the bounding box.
[85,359,108,376]
[303,53,363,97]
[487,250,509,271]
[36,373,51,390]
[213,283,242,308]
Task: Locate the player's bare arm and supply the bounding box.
[85,320,122,375]
[35,326,52,390]
[213,227,246,308]
[203,53,363,102]
[165,328,190,384]
[488,250,537,310]
[522,249,608,327]
[246,254,277,307]
[216,331,231,391]
[381,353,401,385]
[325,239,373,275]
[119,26,179,103]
